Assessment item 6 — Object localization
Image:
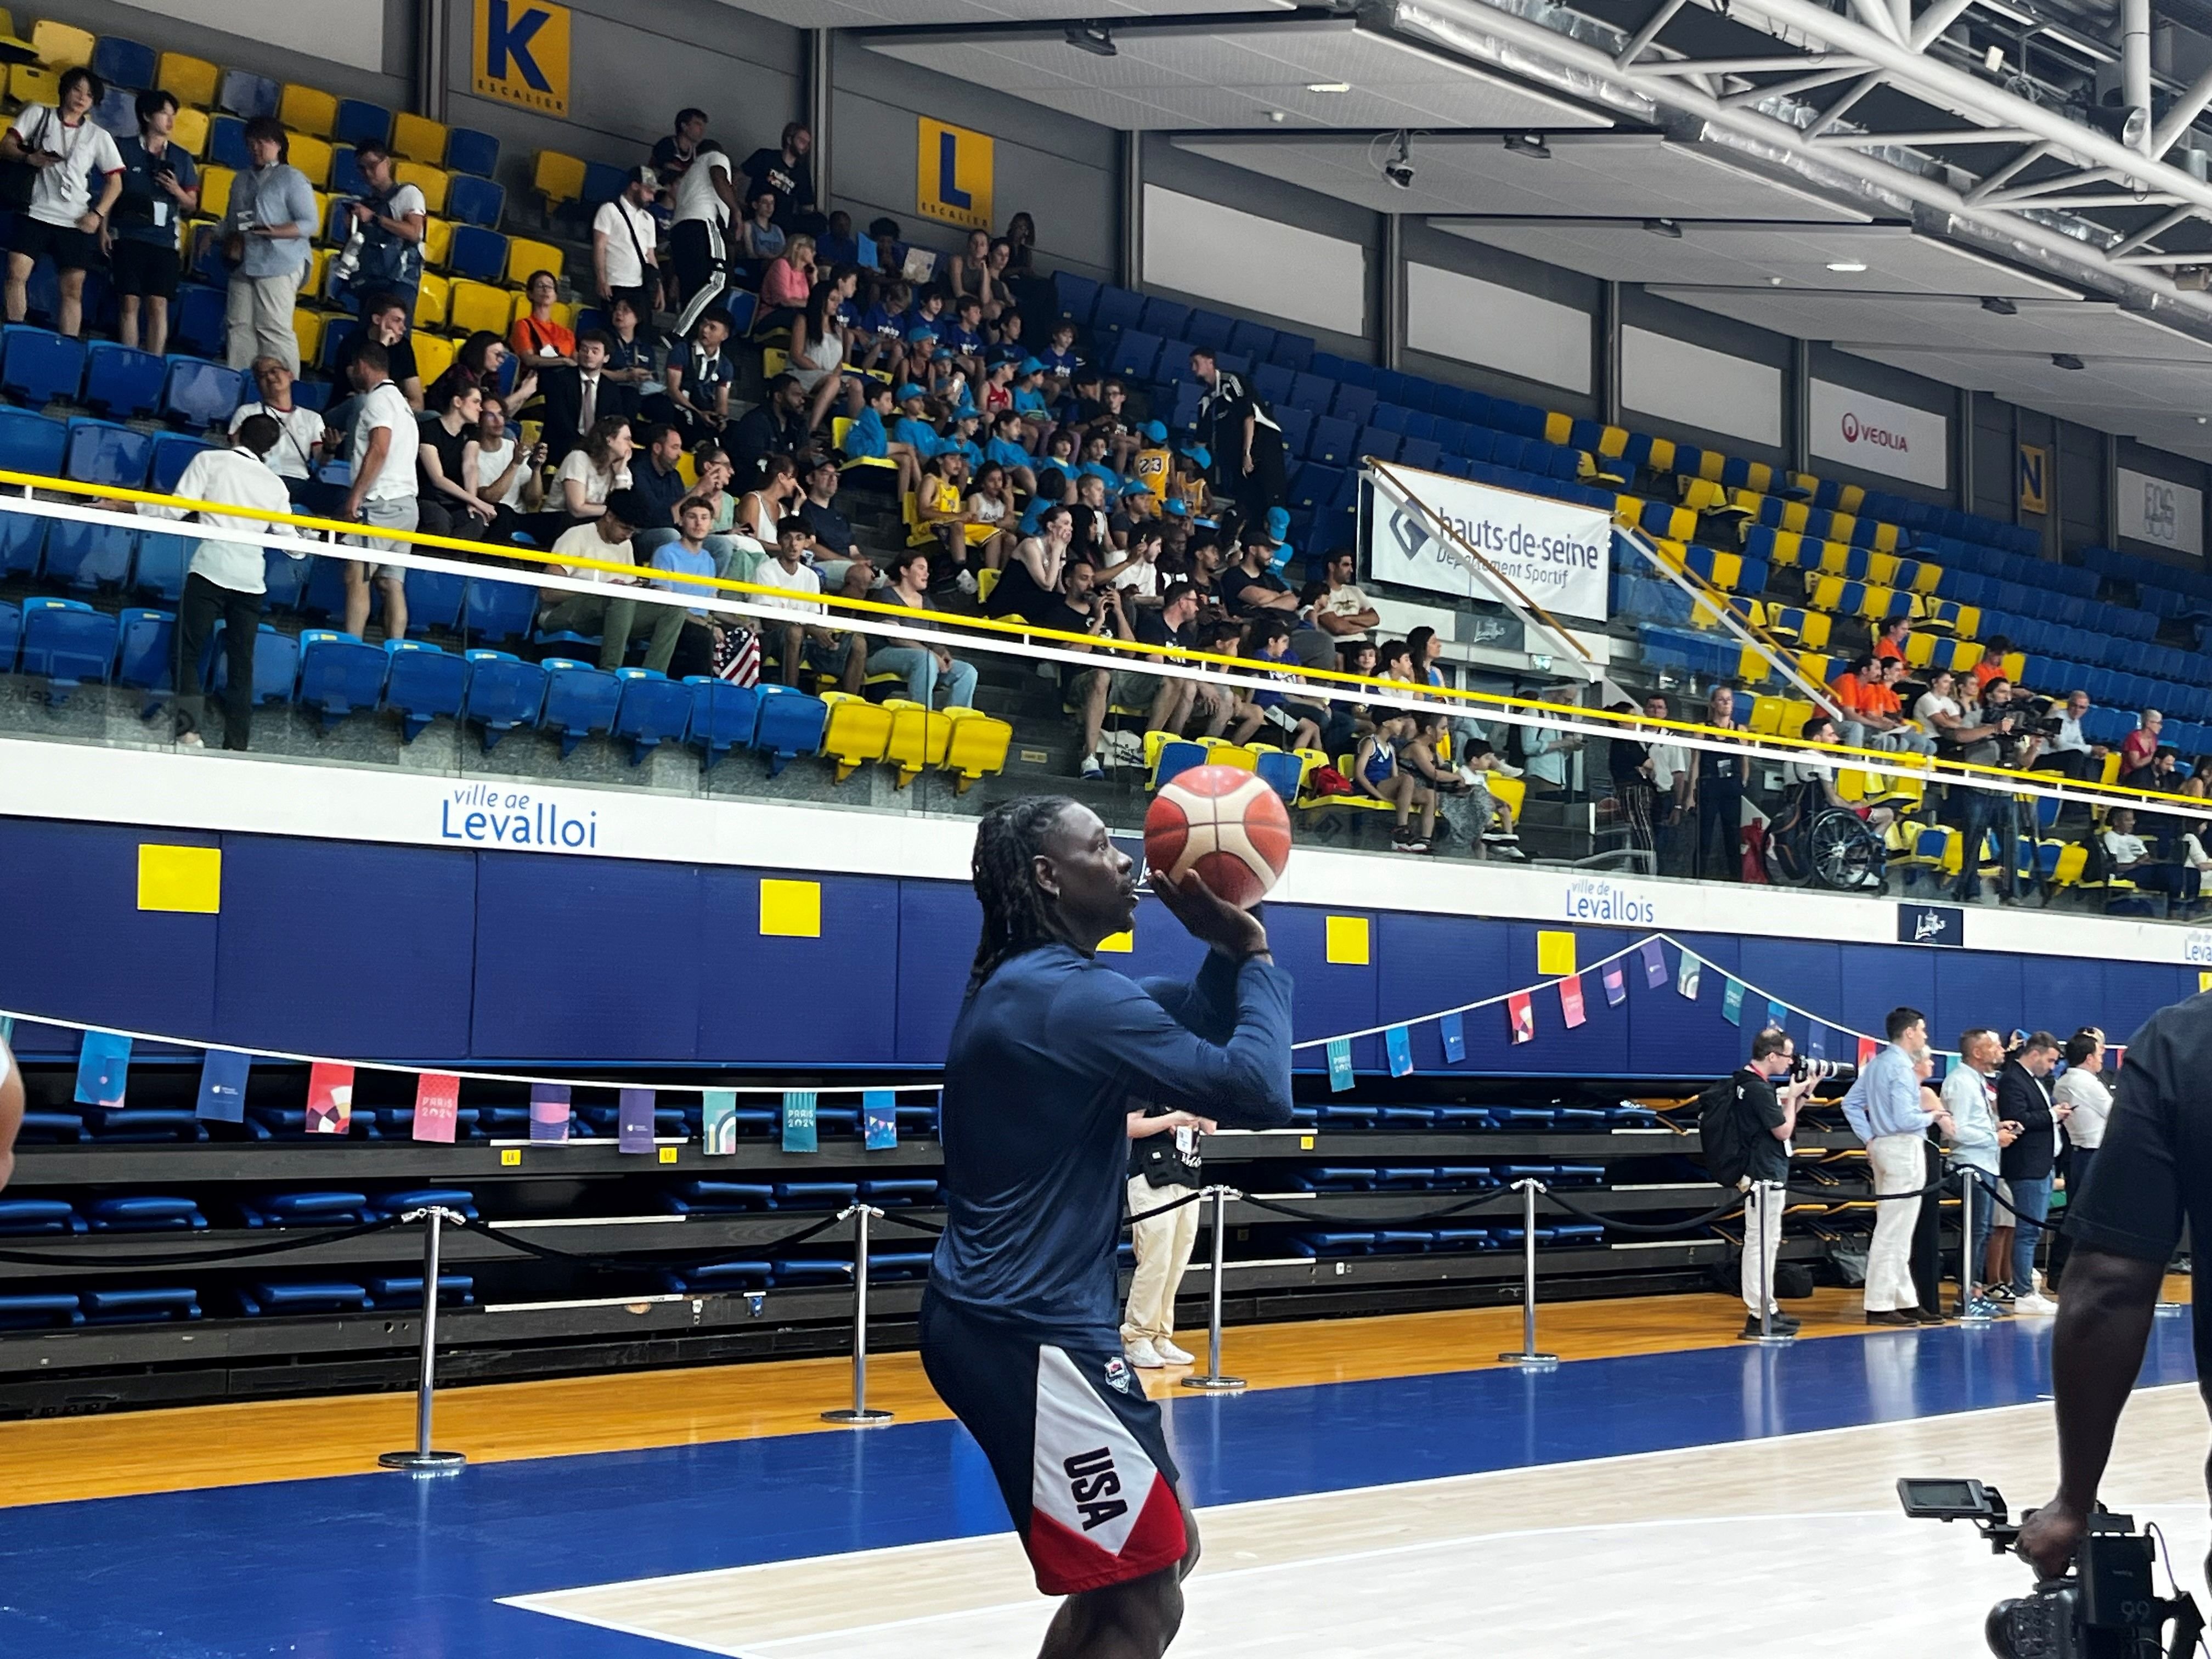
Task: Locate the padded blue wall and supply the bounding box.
[0,817,2196,1075]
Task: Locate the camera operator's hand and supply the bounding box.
[2019,1501,2087,1580]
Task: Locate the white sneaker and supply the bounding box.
[1155,1338,1195,1365]
[955,567,979,596]
[1125,1338,1166,1368]
[2012,1292,2058,1316]
[1080,752,1105,781]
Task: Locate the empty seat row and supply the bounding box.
[1288,1224,1607,1257]
[0,1195,206,1233]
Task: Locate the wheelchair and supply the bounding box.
[1765,785,1887,891]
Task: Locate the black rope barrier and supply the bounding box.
[1233,1187,1537,1228]
[1959,1169,2062,1232]
[1126,1188,1214,1226]
[1543,1189,1746,1234]
[0,1215,408,1268]
[454,1209,855,1273]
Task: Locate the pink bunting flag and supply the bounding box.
[1559,973,1587,1029]
[412,1072,461,1144]
[1508,990,1536,1045]
[1857,1036,1879,1069]
[306,1062,354,1136]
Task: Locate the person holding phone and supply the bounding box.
[2,65,124,338]
[109,89,199,356]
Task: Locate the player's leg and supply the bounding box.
[1039,1489,1200,1658]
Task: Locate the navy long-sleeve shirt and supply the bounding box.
[929,943,1296,1342]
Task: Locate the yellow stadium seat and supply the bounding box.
[943,708,1012,792]
[2002,650,2025,682]
[2100,751,2123,787]
[279,84,337,138]
[974,566,1000,605]
[1866,551,1899,586]
[1836,769,1868,803]
[1797,611,1831,650]
[419,215,453,269]
[1953,605,1980,640]
[157,51,220,108]
[394,160,449,215]
[1595,425,1629,459]
[305,246,334,298]
[882,700,952,787]
[505,235,562,287]
[392,112,448,165]
[2050,842,2089,887]
[1543,411,1573,445]
[1779,697,1815,736]
[291,309,325,364]
[676,449,698,487]
[533,149,585,206]
[8,62,54,109]
[761,346,790,379]
[1679,477,1726,513]
[414,272,451,330]
[448,278,510,336]
[413,331,457,387]
[308,190,331,241]
[30,21,91,69]
[1859,584,1895,620]
[1809,573,1844,613]
[171,105,208,156]
[1747,695,1783,737]
[817,691,894,782]
[197,165,233,222]
[1488,775,1528,822]
[289,134,333,189]
[1904,631,1936,669]
[1953,640,1985,672]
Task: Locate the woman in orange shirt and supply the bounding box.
[509,269,575,365]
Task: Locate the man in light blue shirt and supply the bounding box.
[219,117,317,374]
[1842,1006,1940,1324]
[1937,1026,2010,1316]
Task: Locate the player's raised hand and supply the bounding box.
[1155,868,1269,961]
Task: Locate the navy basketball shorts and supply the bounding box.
[918,1290,1188,1596]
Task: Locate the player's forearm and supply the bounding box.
[1197,963,1296,1130]
[2049,1248,2165,1510]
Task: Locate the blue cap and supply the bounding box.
[1142,419,1168,443]
[1121,477,1152,496]
[1019,356,1044,374]
[1266,506,1290,538]
[933,347,954,360]
[895,382,925,401]
[1165,497,1188,516]
[1188,445,1211,470]
[954,402,979,420]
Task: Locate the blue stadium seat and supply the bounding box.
[171,285,227,359]
[0,507,40,579]
[1107,329,1163,382]
[63,416,153,487]
[580,159,629,205]
[217,71,278,121]
[81,1286,200,1324]
[210,622,298,706]
[402,565,467,631]
[1228,319,1277,361]
[1307,416,1355,467]
[300,552,351,622]
[296,629,389,730]
[1090,284,1142,338]
[447,127,500,178]
[540,659,622,757]
[319,316,362,373]
[1331,383,1376,424]
[0,403,66,477]
[611,667,692,763]
[0,325,86,406]
[261,546,311,610]
[459,648,546,748]
[1269,331,1316,373]
[365,1274,475,1309]
[1137,296,1189,338]
[447,177,506,232]
[92,36,158,91]
[0,1292,82,1330]
[113,606,174,708]
[447,224,508,283]
[383,639,467,741]
[1185,309,1233,353]
[81,342,165,417]
[19,597,117,700]
[334,99,392,148]
[0,600,18,669]
[462,575,537,642]
[755,682,828,775]
[1051,270,1099,324]
[685,676,759,770]
[238,1282,369,1316]
[41,516,134,590]
[83,1197,204,1232]
[327,146,368,199]
[205,113,250,170]
[148,433,213,495]
[161,358,246,430]
[0,1198,82,1236]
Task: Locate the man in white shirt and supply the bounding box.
[2046,1026,2112,1293]
[231,355,325,488]
[330,141,426,314]
[669,137,736,316]
[2034,689,2103,782]
[538,488,682,673]
[756,515,865,691]
[340,341,419,641]
[2,67,125,337]
[1935,1026,2013,1316]
[139,415,303,751]
[1644,692,1691,876]
[593,166,663,321]
[1311,549,1379,642]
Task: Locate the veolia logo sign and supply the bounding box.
[1838,411,1911,455]
[1810,380,1947,488]
[1563,877,1656,926]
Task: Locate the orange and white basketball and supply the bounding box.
[1143,764,1293,909]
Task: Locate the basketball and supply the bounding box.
[1144,764,1293,909]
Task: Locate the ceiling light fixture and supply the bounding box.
[2051,353,2086,369]
[1063,22,1115,57]
[1306,81,1351,94]
[2176,267,2212,291]
[2081,99,2148,148]
[1826,258,1869,273]
[1267,110,1286,123]
[1980,296,2018,314]
[1644,217,1683,238]
[1503,132,1551,159]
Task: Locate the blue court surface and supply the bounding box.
[0,1318,2196,1657]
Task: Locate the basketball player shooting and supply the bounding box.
[921,796,1296,1658]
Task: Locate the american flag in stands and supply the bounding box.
[715,624,760,688]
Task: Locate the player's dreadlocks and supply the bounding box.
[967,795,1079,996]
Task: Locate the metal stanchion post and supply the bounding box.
[1749,1181,1795,1347]
[1957,1170,1993,1324]
[1181,1186,1245,1392]
[823,1204,893,1425]
[1497,1178,1558,1368]
[379,1207,467,1476]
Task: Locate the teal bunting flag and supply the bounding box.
[1326,1037,1353,1091]
[1385,1025,1413,1077]
[1722,979,1745,1025]
[782,1089,819,1152]
[863,1090,898,1150]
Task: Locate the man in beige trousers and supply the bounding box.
[1123,1104,1216,1367]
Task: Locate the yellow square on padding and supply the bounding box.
[760,879,822,938]
[2200,971,2211,994]
[1537,930,1577,977]
[1325,915,1370,966]
[138,844,221,913]
[1097,930,1133,953]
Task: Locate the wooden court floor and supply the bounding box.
[6,1278,2157,1509]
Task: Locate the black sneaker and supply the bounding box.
[1866,1308,1918,1326]
[1985,1285,2017,1305]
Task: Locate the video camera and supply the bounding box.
[1787,1056,1855,1086]
[1999,695,2065,741]
[1899,1478,2203,1659]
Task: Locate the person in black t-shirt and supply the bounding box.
[1222,529,1297,619]
[741,123,817,231]
[1730,1027,1815,1338]
[2019,992,2212,1584]
[1122,1098,1216,1368]
[651,108,707,189]
[1687,683,1745,882]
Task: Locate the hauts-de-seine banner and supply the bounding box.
[1365,465,1611,622]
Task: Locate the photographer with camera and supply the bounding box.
[1842,1007,1945,1324]
[1707,1026,1816,1339]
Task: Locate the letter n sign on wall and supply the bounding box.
[2018,443,2049,515]
[474,0,570,117]
[917,117,993,232]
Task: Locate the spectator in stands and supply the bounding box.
[131,414,301,752]
[1190,346,1288,527]
[733,452,802,553]
[647,307,735,444]
[1832,653,1903,752]
[216,117,314,373]
[1646,693,1691,876]
[651,108,708,189]
[1227,617,1325,753]
[1996,1030,2065,1313]
[966,461,1019,569]
[815,209,864,268]
[624,421,691,542]
[642,497,722,679]
[1356,713,1438,854]
[989,502,1071,621]
[1032,561,1137,780]
[540,488,686,673]
[332,142,426,315]
[1609,704,1657,868]
[340,341,419,640]
[232,356,325,495]
[1002,211,1038,281]
[437,330,538,414]
[1872,616,1912,664]
[541,330,625,464]
[1936,1026,2011,1316]
[416,383,500,541]
[730,373,810,484]
[593,166,663,320]
[741,122,816,230]
[2047,1026,2111,1292]
[1311,550,1379,644]
[946,228,1008,324]
[1687,685,1746,881]
[873,548,979,710]
[667,137,736,321]
[757,514,866,692]
[2034,689,2102,781]
[1224,527,1297,618]
[603,297,656,397]
[464,393,544,532]
[2,66,123,340]
[511,276,577,374]
[1913,667,1960,734]
[1460,741,1526,857]
[2120,708,2163,786]
[1841,1007,1940,1325]
[1872,658,1936,754]
[109,89,198,357]
[797,455,875,597]
[546,415,635,530]
[2102,808,2203,907]
[789,285,861,436]
[334,294,425,413]
[735,184,786,286]
[757,234,817,338]
[1966,636,2009,693]
[1784,714,1895,832]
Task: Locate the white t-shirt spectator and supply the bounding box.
[2103,827,2149,864]
[552,447,628,507]
[753,555,824,617]
[1316,582,1374,639]
[1914,691,1960,727]
[1113,557,1159,601]
[380,180,427,226]
[2048,710,2092,757]
[2056,1068,2111,1149]
[10,104,123,229]
[139,444,300,594]
[351,380,419,502]
[471,435,527,508]
[1649,739,1689,794]
[672,148,732,229]
[550,521,636,585]
[593,196,658,290]
[231,400,324,481]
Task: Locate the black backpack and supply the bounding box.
[1698,1073,1750,1188]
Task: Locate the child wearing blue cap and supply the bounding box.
[1132,420,1172,503]
[982,410,1039,498]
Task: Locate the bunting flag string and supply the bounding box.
[1721,978,1745,1026]
[531,1082,572,1143]
[863,1090,899,1151]
[1601,963,1627,1008]
[306,1062,354,1135]
[619,1087,658,1154]
[704,1088,739,1154]
[1385,1025,1414,1077]
[1506,991,1535,1045]
[1678,952,1703,1000]
[195,1049,250,1124]
[413,1072,462,1144]
[1558,974,1587,1030]
[780,1089,819,1154]
[1438,1012,1466,1064]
